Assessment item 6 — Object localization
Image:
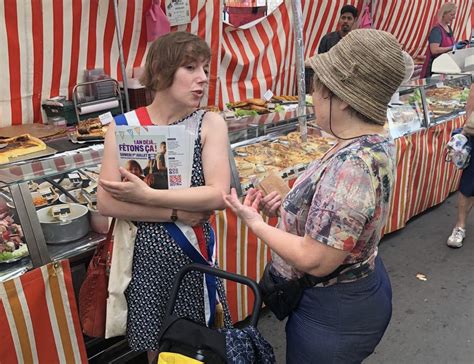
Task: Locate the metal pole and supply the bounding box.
[291,0,307,142]
[113,0,130,112]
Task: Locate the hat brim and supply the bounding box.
[307,52,387,125]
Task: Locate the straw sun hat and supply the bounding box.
[306,29,406,125]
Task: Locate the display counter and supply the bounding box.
[0,96,467,323]
[0,139,146,363]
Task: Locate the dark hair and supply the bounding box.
[140,31,211,92]
[125,160,143,175]
[340,4,358,18]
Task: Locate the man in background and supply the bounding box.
[318,4,358,54]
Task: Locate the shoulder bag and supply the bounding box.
[79,218,115,337]
[446,128,472,169]
[258,263,357,321]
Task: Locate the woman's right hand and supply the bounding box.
[259,191,282,217]
[223,188,264,230]
[178,210,213,226]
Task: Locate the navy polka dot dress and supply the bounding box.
[125,110,232,351]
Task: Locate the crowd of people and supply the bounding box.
[96,2,472,363]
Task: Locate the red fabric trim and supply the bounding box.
[135,107,153,125]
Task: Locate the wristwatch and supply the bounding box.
[170,209,178,222]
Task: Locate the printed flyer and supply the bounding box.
[115,125,193,189]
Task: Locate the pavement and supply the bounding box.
[256,193,474,363]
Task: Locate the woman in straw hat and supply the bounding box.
[224,29,405,362]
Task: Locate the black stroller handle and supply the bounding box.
[165,263,262,327]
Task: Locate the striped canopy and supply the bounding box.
[0,0,472,126]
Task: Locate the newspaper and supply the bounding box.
[115,125,194,189]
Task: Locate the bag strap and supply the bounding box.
[298,263,356,288]
[107,218,116,241]
[298,250,377,288]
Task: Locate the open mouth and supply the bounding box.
[192,90,203,97]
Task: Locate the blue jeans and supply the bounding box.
[286,257,392,364]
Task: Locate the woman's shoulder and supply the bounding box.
[201,110,227,132]
[335,135,395,170]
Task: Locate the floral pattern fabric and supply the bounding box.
[272,135,396,285]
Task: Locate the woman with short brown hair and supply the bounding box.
[98,31,231,362]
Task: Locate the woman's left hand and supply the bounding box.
[223,188,264,229]
[99,167,153,204]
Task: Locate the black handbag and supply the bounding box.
[258,263,356,321]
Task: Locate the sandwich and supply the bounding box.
[255,172,290,201]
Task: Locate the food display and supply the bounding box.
[0,134,47,164]
[226,96,302,117]
[70,117,108,141]
[424,86,469,119]
[233,131,336,186]
[59,188,90,204]
[37,203,90,244]
[0,216,26,263]
[31,188,59,207]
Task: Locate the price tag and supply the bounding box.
[99,111,114,125]
[84,183,97,195]
[39,187,54,200]
[436,82,444,88]
[263,89,274,102]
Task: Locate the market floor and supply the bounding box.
[256,193,474,363]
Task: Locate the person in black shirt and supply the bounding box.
[318,5,358,54]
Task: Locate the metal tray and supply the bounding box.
[0,146,57,165]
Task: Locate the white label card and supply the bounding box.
[99,112,114,125]
[263,89,274,101]
[436,82,444,88]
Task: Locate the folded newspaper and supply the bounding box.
[115,125,194,189]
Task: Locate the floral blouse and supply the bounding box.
[271,134,396,285]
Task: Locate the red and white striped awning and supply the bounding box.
[0,0,472,126]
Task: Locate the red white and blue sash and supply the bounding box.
[163,222,217,327]
[114,108,153,126]
[115,109,216,324]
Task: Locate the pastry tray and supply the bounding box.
[0,146,57,165]
[68,132,105,144]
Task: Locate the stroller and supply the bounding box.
[157,263,275,364]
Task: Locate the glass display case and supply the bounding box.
[0,144,105,283]
[228,109,337,196]
[386,73,471,138]
[421,73,471,125]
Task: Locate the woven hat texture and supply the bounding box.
[306,29,405,125]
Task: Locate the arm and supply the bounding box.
[429,43,453,55]
[252,220,349,276]
[99,112,231,211]
[97,122,210,223]
[224,189,349,277]
[429,27,452,55]
[224,157,374,277]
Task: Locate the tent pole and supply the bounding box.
[113,0,130,112]
[291,0,307,142]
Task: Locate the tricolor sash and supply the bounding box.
[163,222,217,327]
[114,108,153,126]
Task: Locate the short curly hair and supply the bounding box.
[140,31,211,92]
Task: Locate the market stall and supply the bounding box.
[1,0,473,361]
